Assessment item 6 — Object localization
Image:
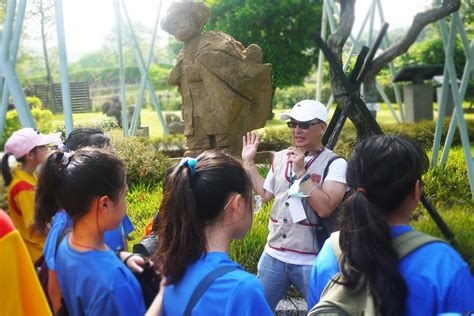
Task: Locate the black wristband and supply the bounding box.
[123,253,135,266]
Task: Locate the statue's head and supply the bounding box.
[161,2,211,42]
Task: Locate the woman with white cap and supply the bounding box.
[242,100,348,310]
[1,127,60,263]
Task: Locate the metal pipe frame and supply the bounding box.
[128,0,163,136]
[0,0,35,130]
[55,0,73,136]
[120,0,168,135]
[435,12,474,197]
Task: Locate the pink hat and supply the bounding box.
[5,128,61,159]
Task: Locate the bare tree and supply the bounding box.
[328,0,461,139]
[29,0,57,110]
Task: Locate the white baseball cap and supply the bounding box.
[5,128,61,159]
[280,100,328,123]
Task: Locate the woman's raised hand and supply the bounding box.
[242,131,260,164]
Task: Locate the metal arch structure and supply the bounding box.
[316,0,403,123]
[113,0,169,137]
[0,0,37,137]
[431,1,474,197]
[0,0,169,141]
[318,0,474,198]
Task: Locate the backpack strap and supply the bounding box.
[322,156,345,183]
[55,227,72,255]
[183,265,239,316]
[393,230,445,259]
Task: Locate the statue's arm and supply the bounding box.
[168,56,183,86]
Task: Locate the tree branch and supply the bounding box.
[369,0,460,76]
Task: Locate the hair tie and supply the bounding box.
[57,143,69,152]
[62,151,75,166]
[356,188,367,196]
[179,157,197,176]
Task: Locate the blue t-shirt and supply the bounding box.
[56,235,145,315]
[43,211,134,270]
[308,225,474,314]
[163,252,272,316]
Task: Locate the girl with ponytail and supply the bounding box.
[1,128,60,263]
[308,135,474,314]
[35,128,139,313]
[35,148,145,315]
[153,150,271,315]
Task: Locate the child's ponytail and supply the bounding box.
[35,151,68,233]
[156,151,252,284]
[1,153,13,186]
[157,163,204,284]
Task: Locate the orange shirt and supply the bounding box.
[7,166,45,263]
[0,209,51,315]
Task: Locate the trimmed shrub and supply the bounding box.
[259,119,474,154]
[52,117,119,136]
[112,136,172,187]
[2,108,55,148]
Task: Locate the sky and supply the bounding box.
[55,0,432,61]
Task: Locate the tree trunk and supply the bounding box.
[39,0,56,111]
[328,0,461,141]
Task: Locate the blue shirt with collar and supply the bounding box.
[308,225,474,314]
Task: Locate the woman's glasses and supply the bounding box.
[287,121,322,129]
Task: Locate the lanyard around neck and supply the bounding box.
[285,147,325,185]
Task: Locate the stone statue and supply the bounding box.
[161,1,272,156]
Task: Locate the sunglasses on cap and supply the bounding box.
[287,121,323,129]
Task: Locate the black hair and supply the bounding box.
[1,148,38,186]
[63,128,110,151]
[34,128,111,231]
[155,150,252,284]
[35,148,126,233]
[339,134,429,315]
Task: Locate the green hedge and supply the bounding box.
[112,136,172,187]
[258,118,474,155]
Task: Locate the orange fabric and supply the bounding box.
[143,217,155,239]
[7,166,45,263]
[0,210,51,316]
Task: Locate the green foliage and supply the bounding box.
[52,117,119,136]
[229,203,270,273]
[124,145,474,271]
[399,36,466,74]
[26,96,43,109]
[206,0,322,88]
[2,108,55,148]
[149,64,173,90]
[258,118,474,154]
[273,84,316,109]
[126,183,163,247]
[112,136,173,187]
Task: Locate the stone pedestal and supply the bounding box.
[436,87,455,117]
[404,84,434,123]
